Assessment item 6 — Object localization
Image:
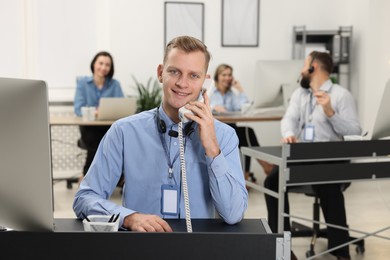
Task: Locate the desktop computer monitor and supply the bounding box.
[253,60,304,108]
[371,79,390,140]
[0,77,54,231]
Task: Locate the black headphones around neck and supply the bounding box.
[156,106,195,137]
[308,52,318,74]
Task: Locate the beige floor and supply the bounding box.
[53,174,390,260]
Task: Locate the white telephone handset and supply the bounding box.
[177,78,212,233]
[178,78,213,123]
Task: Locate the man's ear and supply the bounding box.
[157,64,163,83]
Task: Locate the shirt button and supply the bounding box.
[174,142,177,146]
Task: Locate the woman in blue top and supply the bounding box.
[210,64,274,185]
[74,51,124,176]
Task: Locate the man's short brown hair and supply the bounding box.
[310,51,334,75]
[164,36,211,72]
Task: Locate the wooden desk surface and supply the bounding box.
[50,111,282,126]
[214,113,282,123]
[50,115,114,126]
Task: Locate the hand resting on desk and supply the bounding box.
[123,213,173,232]
[283,136,297,143]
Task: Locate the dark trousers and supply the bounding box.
[79,125,110,176]
[264,166,351,258]
[228,124,259,172]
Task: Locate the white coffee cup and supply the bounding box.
[87,107,96,121]
[81,106,96,121]
[81,107,89,121]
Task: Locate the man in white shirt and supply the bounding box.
[264,51,361,260]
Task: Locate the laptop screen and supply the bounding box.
[97,97,137,121]
[0,77,54,231]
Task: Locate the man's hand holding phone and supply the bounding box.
[179,78,220,158]
[184,91,220,158]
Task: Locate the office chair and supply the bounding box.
[289,185,365,258]
[64,138,87,189]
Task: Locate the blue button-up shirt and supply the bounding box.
[73,106,248,227]
[209,87,249,112]
[74,76,124,116]
[282,80,362,141]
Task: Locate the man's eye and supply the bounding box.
[169,70,178,75]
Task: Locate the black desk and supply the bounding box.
[241,140,390,234]
[1,218,291,259]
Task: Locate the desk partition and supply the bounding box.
[1,218,291,259]
[241,140,390,258]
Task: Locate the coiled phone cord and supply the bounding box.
[178,121,192,232]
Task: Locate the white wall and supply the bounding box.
[1,0,352,95]
[2,0,390,142]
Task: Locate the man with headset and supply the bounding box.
[73,36,248,232]
[264,51,361,260]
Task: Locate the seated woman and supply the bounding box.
[74,51,124,178]
[209,64,274,185]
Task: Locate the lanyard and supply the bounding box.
[158,127,185,183]
[307,92,316,122]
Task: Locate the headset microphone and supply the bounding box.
[156,106,195,137]
[168,130,179,138]
[167,121,194,138]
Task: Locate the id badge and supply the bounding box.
[304,124,315,142]
[161,184,179,215]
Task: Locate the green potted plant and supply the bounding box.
[131,75,162,112]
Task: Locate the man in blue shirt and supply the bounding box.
[73,36,248,232]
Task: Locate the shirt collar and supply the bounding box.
[86,76,94,84]
[158,105,175,128]
[86,76,111,88]
[307,79,333,94]
[319,79,333,92]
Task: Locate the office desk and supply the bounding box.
[214,112,282,123]
[1,218,291,259]
[50,115,114,126]
[241,140,390,235]
[50,112,282,125]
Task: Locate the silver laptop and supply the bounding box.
[97,97,137,120]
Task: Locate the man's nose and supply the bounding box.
[175,76,189,87]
